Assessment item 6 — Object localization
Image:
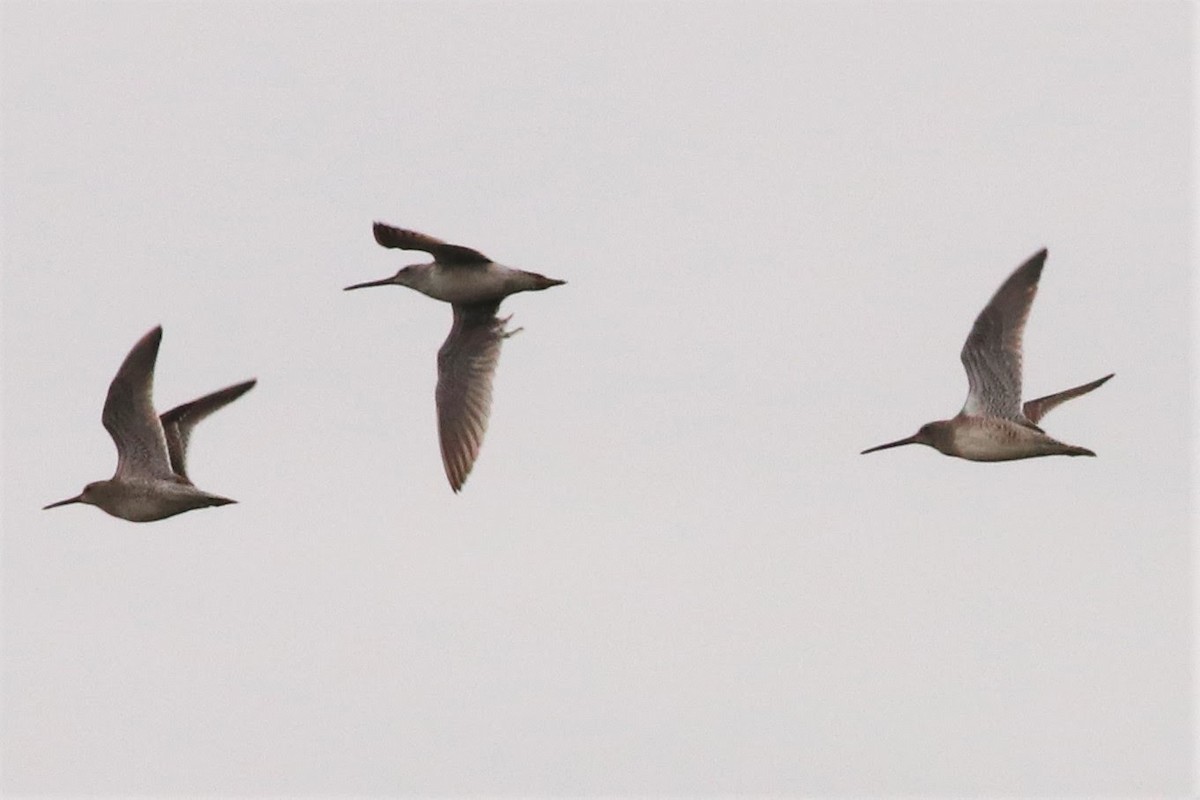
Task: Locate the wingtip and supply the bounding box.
[372,220,398,247]
[227,378,258,400]
[126,326,164,362]
[446,464,469,493]
[216,378,258,401]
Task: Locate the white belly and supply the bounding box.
[952,420,1048,461]
[421,265,512,305]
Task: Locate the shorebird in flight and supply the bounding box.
[862,249,1112,461]
[44,326,256,521]
[346,223,565,492]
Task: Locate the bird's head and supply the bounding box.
[43,480,108,511]
[861,420,954,456]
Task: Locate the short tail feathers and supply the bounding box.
[1022,373,1113,425]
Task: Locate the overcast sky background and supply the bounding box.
[2,2,1194,796]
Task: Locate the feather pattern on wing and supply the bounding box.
[160,379,257,481]
[959,249,1047,421]
[436,302,508,492]
[102,326,177,481]
[373,222,491,266]
[1022,373,1114,425]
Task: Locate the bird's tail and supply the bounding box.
[532,274,566,290]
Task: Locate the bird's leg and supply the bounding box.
[499,315,524,339]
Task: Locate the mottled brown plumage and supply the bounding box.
[44,327,256,521]
[862,249,1112,461]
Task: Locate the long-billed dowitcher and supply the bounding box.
[345,223,565,492]
[44,326,256,521]
[862,249,1112,461]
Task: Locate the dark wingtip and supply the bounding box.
[222,379,257,404]
[372,220,398,248]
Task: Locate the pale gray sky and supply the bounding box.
[2,1,1194,796]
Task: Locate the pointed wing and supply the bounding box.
[102,326,176,481]
[160,379,256,480]
[436,302,509,492]
[1023,373,1113,425]
[372,222,491,265]
[959,249,1047,420]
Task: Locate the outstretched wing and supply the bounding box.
[102,326,176,481]
[160,379,257,480]
[373,222,491,266]
[959,249,1047,421]
[435,302,509,492]
[1023,373,1113,425]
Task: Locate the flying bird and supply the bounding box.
[861,249,1112,461]
[44,326,256,521]
[346,223,565,491]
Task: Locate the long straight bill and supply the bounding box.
[43,495,83,510]
[343,276,395,291]
[860,435,919,454]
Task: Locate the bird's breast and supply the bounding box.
[419,265,513,305]
[949,418,1052,461]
